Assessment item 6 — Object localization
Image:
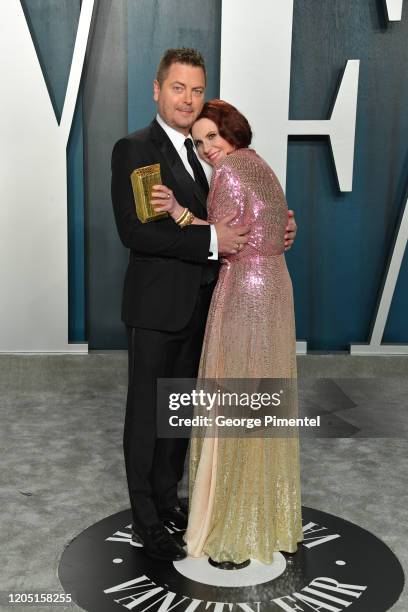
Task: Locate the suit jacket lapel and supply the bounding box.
[150,120,207,216]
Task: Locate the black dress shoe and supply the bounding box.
[208,558,250,570]
[158,505,188,531]
[132,522,187,561]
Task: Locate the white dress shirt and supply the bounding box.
[156,113,218,259]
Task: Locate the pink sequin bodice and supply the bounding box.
[207,148,288,261]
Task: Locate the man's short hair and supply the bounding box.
[156,48,206,85]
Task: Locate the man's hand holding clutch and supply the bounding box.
[151,184,185,220]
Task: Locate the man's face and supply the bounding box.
[153,62,206,135]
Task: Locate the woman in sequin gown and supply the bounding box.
[153,100,303,564]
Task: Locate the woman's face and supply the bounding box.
[192,118,236,166]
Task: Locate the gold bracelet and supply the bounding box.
[175,207,189,225]
[179,210,195,228]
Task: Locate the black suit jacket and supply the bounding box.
[111,119,218,331]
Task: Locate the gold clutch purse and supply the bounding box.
[130,163,168,223]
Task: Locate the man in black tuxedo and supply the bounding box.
[111,48,297,561]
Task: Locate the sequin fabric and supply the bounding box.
[185,149,303,563]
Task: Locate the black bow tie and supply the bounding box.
[184,138,209,196]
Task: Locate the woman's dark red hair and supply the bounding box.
[195,99,252,149]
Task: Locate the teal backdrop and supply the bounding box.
[19,0,408,350]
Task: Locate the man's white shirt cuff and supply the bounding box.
[208,225,218,260]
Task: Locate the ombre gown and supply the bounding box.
[184,148,303,564]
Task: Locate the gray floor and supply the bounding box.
[1,354,407,611]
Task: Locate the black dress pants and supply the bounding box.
[124,282,215,528]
